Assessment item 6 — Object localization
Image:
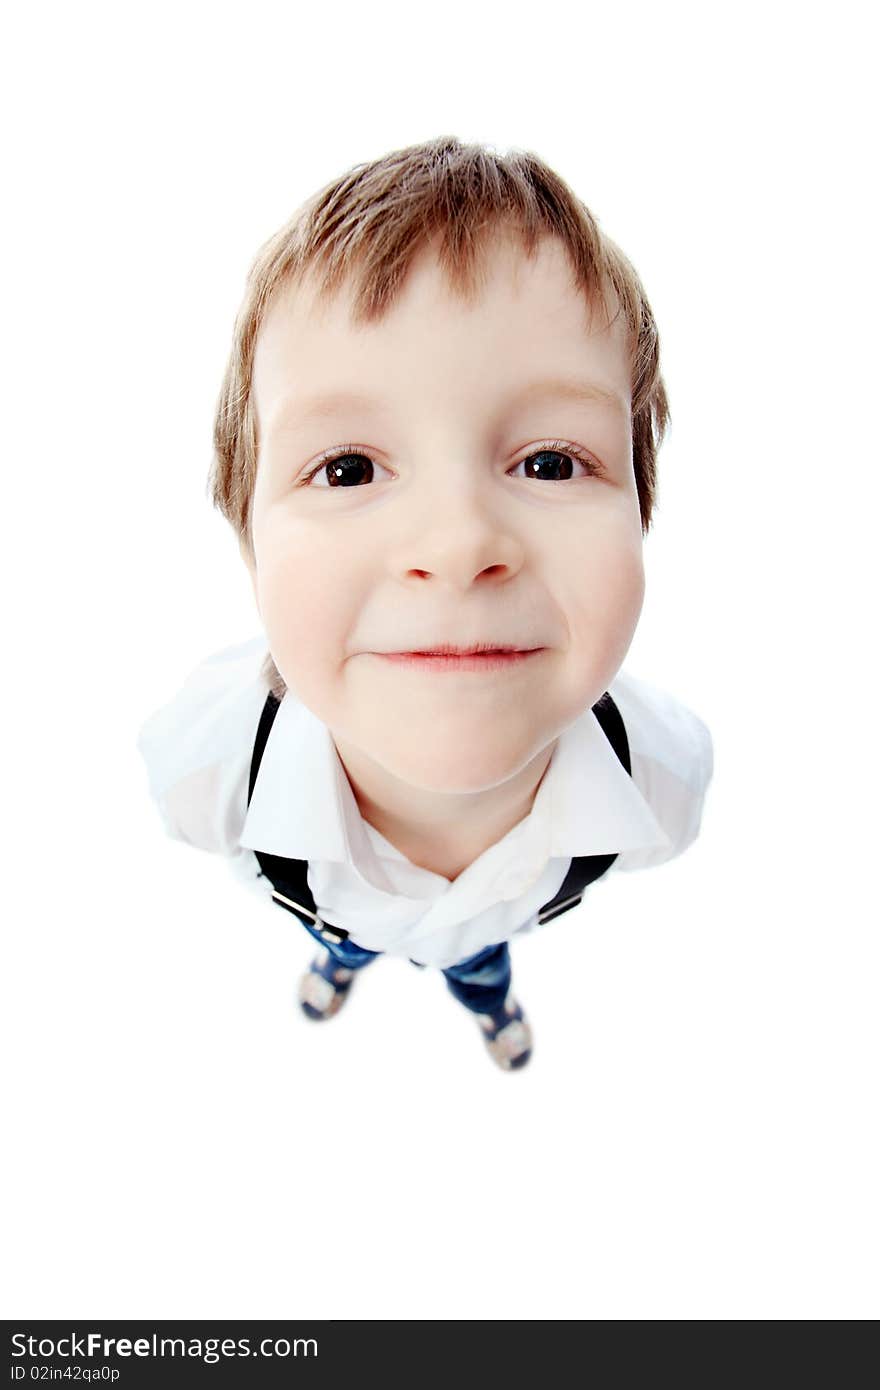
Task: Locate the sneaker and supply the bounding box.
[298,947,357,1021]
[475,992,533,1070]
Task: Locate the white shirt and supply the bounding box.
[136,636,714,969]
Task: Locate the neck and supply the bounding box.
[332,738,557,881]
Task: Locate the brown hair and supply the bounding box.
[208,135,670,700]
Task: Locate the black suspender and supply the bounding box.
[245,692,346,941]
[247,688,631,945]
[537,691,631,923]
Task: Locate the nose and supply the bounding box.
[388,476,526,591]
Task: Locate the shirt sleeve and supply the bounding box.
[608,670,715,872]
[135,636,270,857]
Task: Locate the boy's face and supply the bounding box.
[247,231,644,793]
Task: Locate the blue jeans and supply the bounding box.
[300,919,512,1016]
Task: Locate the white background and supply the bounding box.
[3,0,877,1320]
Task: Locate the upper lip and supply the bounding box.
[379,642,540,656]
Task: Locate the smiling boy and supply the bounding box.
[137,136,713,1071]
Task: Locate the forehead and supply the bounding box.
[252,233,631,434]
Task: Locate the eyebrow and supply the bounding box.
[509,376,630,416]
[272,375,630,431]
[274,390,389,428]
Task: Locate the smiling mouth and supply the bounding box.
[373,647,544,672]
[381,641,539,656]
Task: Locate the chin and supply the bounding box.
[384,735,542,795]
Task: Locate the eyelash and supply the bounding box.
[299,439,604,487]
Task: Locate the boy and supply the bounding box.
[137,135,714,1071]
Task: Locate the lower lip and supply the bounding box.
[374,649,544,673]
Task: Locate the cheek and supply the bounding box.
[252,532,357,697]
[560,521,645,681]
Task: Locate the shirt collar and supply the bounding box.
[238,689,672,865]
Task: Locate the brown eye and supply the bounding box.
[522,450,575,480]
[319,453,373,487]
[511,447,599,481]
